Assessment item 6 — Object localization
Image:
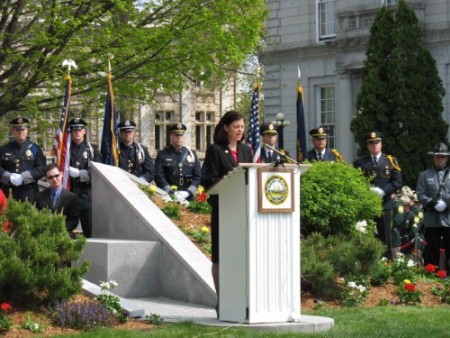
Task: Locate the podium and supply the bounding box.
[208,164,301,323]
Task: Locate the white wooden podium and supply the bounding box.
[208,164,301,323]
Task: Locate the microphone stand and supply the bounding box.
[262,143,302,167]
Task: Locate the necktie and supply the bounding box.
[372,156,378,166]
[267,151,272,162]
[318,152,323,161]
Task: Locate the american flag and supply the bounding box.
[101,73,120,166]
[247,84,261,163]
[52,75,72,189]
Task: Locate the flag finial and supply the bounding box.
[297,65,301,81]
[62,59,77,76]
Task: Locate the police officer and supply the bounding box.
[0,117,46,203]
[260,123,281,163]
[306,127,344,162]
[416,142,450,271]
[117,120,155,183]
[354,131,402,259]
[68,118,101,238]
[155,123,201,200]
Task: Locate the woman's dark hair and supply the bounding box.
[213,110,245,144]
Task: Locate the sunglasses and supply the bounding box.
[47,173,61,180]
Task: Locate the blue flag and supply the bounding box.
[296,83,307,162]
[101,73,120,166]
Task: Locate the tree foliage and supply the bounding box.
[351,0,447,186]
[0,0,267,123]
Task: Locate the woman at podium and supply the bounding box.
[201,110,252,312]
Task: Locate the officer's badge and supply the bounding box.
[318,128,324,134]
[125,120,131,127]
[75,118,80,123]
[17,117,23,124]
[187,155,193,163]
[83,151,88,159]
[370,132,376,138]
[25,149,32,158]
[269,124,274,130]
[75,161,80,168]
[176,123,183,129]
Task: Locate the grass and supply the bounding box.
[53,305,450,337]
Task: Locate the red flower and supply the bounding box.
[0,302,11,311]
[404,283,416,292]
[425,264,436,273]
[436,270,447,279]
[196,192,208,203]
[2,221,11,233]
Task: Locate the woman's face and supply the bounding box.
[224,118,245,142]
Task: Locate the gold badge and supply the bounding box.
[370,132,376,138]
[176,123,183,129]
[25,149,32,158]
[264,174,289,205]
[18,117,23,124]
[318,128,324,134]
[269,124,274,130]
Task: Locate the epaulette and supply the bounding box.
[331,149,346,163]
[386,155,401,171]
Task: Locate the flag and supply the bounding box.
[101,73,120,166]
[246,83,261,163]
[296,82,307,162]
[52,75,72,189]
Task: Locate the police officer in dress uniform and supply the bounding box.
[68,118,101,238]
[260,123,281,163]
[416,142,450,271]
[0,117,46,203]
[306,127,344,162]
[353,131,402,259]
[154,123,201,200]
[117,120,155,183]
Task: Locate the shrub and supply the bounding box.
[0,199,88,305]
[301,232,384,297]
[300,162,382,237]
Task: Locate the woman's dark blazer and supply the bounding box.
[201,142,253,190]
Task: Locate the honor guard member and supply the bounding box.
[0,117,46,203]
[260,123,281,163]
[68,118,101,238]
[118,120,155,183]
[155,123,201,200]
[306,127,345,162]
[354,131,402,259]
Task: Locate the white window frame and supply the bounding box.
[316,86,336,149]
[154,110,175,150]
[316,0,336,41]
[194,110,215,151]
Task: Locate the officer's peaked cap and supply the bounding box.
[366,131,383,143]
[260,123,278,135]
[68,118,88,130]
[169,123,187,134]
[10,117,30,129]
[309,127,328,138]
[118,120,136,131]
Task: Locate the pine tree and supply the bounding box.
[351,0,448,186]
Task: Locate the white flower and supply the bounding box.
[396,252,405,263]
[355,220,368,233]
[407,259,415,267]
[99,281,109,290]
[356,285,367,293]
[418,211,424,219]
[381,257,388,262]
[347,281,357,288]
[109,280,118,288]
[397,206,404,214]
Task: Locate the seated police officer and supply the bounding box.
[117,120,155,183]
[0,117,46,203]
[154,123,201,201]
[68,117,101,238]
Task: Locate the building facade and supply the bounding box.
[261,0,450,161]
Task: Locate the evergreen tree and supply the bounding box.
[351,0,447,186]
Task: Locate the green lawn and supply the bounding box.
[54,305,450,337]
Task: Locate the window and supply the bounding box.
[318,86,335,148]
[154,110,174,150]
[194,111,215,151]
[317,0,336,41]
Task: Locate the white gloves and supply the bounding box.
[10,173,24,186]
[435,199,447,212]
[162,194,172,203]
[175,191,190,200]
[69,167,80,178]
[370,186,385,198]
